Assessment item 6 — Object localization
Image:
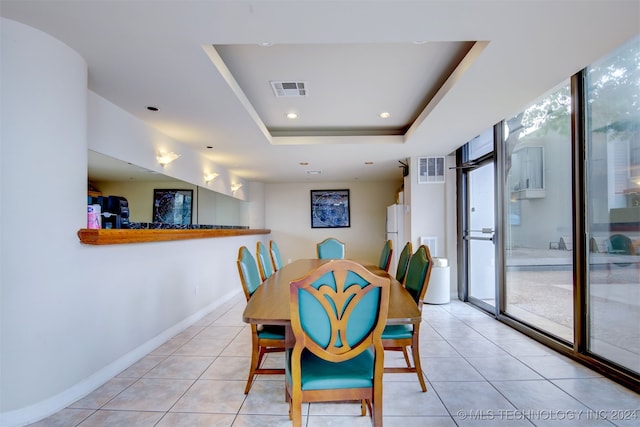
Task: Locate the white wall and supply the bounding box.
[265,181,399,265]
[406,155,459,297]
[0,19,261,426]
[407,156,446,255]
[1,16,88,415]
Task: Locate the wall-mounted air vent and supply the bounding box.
[418,156,445,184]
[270,81,307,97]
[419,236,438,257]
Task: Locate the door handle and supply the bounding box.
[464,229,495,242]
[464,236,494,241]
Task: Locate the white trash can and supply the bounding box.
[424,257,450,304]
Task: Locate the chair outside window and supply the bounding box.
[377,239,393,272]
[382,244,432,392]
[256,241,275,281]
[236,246,285,394]
[316,237,346,259]
[606,234,634,255]
[287,260,390,427]
[269,240,283,271]
[606,234,635,267]
[395,242,413,284]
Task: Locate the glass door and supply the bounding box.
[458,128,497,313]
[466,161,496,310]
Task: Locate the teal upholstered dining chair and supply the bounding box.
[382,244,432,392]
[269,240,283,271]
[286,260,390,427]
[377,239,393,272]
[236,246,285,394]
[256,241,275,281]
[395,241,413,284]
[316,237,346,259]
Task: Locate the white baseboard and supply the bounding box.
[0,290,241,427]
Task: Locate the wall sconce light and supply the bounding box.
[204,172,219,183]
[156,151,181,166]
[231,183,243,193]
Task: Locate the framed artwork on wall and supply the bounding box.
[310,189,350,228]
[153,189,193,225]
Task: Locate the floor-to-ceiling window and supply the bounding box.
[457,35,639,389]
[503,81,574,343]
[584,35,639,374]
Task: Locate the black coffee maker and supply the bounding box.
[102,196,130,229]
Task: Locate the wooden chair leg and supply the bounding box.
[285,388,292,419]
[245,337,269,394]
[372,391,383,426]
[291,395,302,427]
[245,338,260,394]
[401,346,411,367]
[411,337,427,392]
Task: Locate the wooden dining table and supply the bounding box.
[242,259,422,330]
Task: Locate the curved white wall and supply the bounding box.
[1,16,89,413]
[0,18,258,426]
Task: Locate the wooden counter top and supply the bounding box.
[77,228,270,245]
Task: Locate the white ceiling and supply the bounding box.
[2,1,638,183]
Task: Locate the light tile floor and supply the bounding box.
[29,295,639,426]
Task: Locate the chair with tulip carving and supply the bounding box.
[286,260,390,427]
[382,244,432,392]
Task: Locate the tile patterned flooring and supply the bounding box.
[29,295,639,426]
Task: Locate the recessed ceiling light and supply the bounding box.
[365,161,374,165]
[305,170,322,175]
[299,162,309,166]
[146,106,159,112]
[206,145,213,149]
[287,112,298,119]
[379,112,391,119]
[259,42,273,47]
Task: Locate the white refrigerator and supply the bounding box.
[386,204,405,277]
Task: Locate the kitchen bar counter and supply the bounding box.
[77,228,270,245]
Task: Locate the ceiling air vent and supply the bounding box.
[418,156,445,184]
[270,81,307,97]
